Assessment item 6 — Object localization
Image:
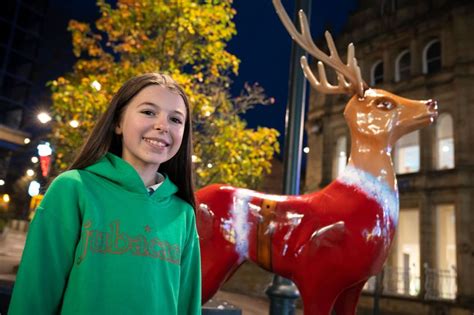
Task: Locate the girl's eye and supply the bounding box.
[141,110,155,116]
[375,99,395,111]
[171,117,183,124]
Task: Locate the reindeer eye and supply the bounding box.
[376,99,395,110]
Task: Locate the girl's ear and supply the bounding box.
[115,124,122,135]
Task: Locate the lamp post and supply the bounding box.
[266,0,312,314]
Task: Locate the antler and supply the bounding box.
[273,0,367,97]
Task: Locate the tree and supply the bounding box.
[49,0,279,189]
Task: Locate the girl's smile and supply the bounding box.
[115,85,186,185]
[143,137,170,149]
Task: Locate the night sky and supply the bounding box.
[33,0,357,162]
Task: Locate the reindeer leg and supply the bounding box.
[333,280,366,315]
[296,281,340,315]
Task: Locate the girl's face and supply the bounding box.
[115,85,187,174]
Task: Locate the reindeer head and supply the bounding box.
[344,89,438,146]
[273,0,438,147]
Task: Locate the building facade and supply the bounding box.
[305,0,473,313]
[0,0,48,215]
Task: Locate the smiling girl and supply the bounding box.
[9,73,201,314]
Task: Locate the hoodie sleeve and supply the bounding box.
[8,172,82,315]
[177,209,202,315]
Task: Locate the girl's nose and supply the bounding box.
[154,117,169,133]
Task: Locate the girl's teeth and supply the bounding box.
[145,138,166,147]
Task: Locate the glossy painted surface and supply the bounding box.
[196,89,438,315]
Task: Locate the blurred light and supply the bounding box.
[31,156,39,163]
[204,111,211,117]
[303,147,310,154]
[0,179,4,186]
[91,80,101,91]
[37,142,52,156]
[442,145,450,152]
[192,155,198,163]
[2,194,10,203]
[207,163,213,169]
[69,120,80,128]
[24,138,31,144]
[28,181,41,197]
[26,169,35,177]
[37,112,52,124]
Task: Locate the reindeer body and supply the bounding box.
[195,2,438,313]
[196,87,437,314]
[197,165,398,314]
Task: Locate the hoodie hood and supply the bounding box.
[84,152,178,199]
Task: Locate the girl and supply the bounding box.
[9,73,201,314]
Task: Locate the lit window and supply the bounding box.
[395,49,411,82]
[435,114,454,170]
[430,204,457,300]
[423,39,441,74]
[371,60,384,85]
[332,135,347,179]
[385,209,420,296]
[394,130,420,174]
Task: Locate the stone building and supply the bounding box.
[305,0,474,313]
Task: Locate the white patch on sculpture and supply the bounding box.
[230,189,251,259]
[338,165,399,225]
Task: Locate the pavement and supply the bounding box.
[0,228,24,279]
[0,227,303,315]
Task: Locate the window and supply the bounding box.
[332,135,347,179]
[395,49,411,82]
[436,204,457,299]
[423,39,441,74]
[371,60,384,85]
[394,130,420,174]
[429,204,457,300]
[435,114,454,170]
[385,209,420,296]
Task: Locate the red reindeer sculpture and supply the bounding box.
[196,1,438,314]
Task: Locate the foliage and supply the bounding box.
[49,0,279,189]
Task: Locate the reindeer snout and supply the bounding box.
[426,99,438,111]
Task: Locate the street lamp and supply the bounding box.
[37,112,52,124]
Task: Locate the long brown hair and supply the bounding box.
[69,73,196,209]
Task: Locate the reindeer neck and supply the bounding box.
[346,137,397,192]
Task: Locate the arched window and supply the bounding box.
[395,49,411,82]
[371,60,384,85]
[394,130,420,174]
[423,39,441,74]
[332,135,347,179]
[435,113,454,169]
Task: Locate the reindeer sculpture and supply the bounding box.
[196,1,438,314]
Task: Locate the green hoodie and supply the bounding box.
[9,153,201,315]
